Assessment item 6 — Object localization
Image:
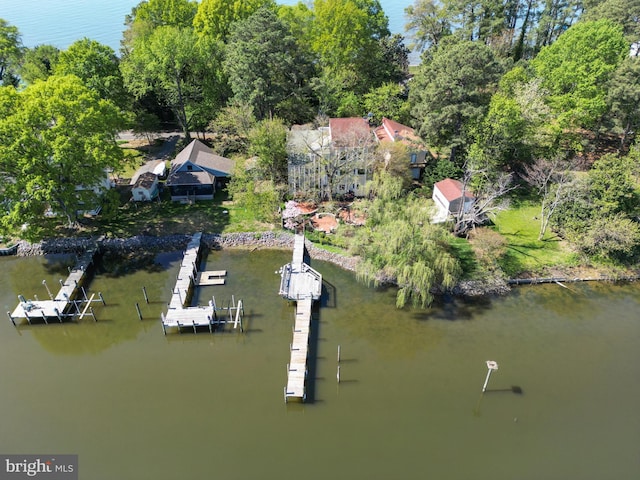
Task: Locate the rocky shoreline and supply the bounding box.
[15,231,360,273]
[23,232,632,298]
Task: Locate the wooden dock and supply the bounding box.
[161,233,243,334]
[8,246,102,325]
[280,234,323,403]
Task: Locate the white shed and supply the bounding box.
[132,172,159,202]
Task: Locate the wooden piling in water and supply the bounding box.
[99,292,105,305]
[7,311,15,327]
[142,286,149,304]
[135,303,143,320]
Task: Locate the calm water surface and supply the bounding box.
[1,0,415,52]
[0,249,638,479]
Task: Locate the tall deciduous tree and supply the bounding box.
[122,0,198,51]
[0,19,22,87]
[19,45,59,84]
[56,39,129,110]
[223,7,315,123]
[121,26,226,139]
[311,0,390,94]
[248,117,289,183]
[531,19,628,129]
[0,75,124,237]
[410,37,503,162]
[604,56,640,151]
[194,0,275,41]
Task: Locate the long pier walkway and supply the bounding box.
[161,233,243,334]
[280,234,322,402]
[8,245,101,325]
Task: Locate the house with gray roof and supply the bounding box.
[167,139,234,202]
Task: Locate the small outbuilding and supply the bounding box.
[432,178,475,223]
[131,172,159,202]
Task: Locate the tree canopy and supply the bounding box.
[0,75,124,238]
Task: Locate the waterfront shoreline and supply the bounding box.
[14,232,638,298]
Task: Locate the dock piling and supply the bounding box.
[135,303,143,321]
[42,279,53,300]
[99,292,105,306]
[7,311,15,327]
[142,286,149,304]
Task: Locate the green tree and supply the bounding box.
[19,45,59,84]
[223,7,315,123]
[534,0,583,51]
[355,172,461,308]
[56,39,129,109]
[121,26,226,139]
[362,82,410,125]
[577,214,640,260]
[410,37,503,162]
[0,19,22,86]
[122,0,198,50]
[603,56,640,151]
[531,19,628,129]
[583,0,640,43]
[588,152,639,216]
[404,0,451,52]
[0,75,124,237]
[194,0,275,41]
[248,117,289,183]
[311,0,390,95]
[208,101,256,155]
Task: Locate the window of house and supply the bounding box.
[410,153,417,164]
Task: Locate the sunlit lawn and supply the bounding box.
[492,202,579,277]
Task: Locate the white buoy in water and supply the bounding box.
[482,360,499,393]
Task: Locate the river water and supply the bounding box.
[0,249,638,479]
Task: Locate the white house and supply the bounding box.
[432,178,475,223]
[131,172,159,202]
[287,117,375,199]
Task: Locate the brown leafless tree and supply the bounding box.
[521,157,574,240]
[453,169,516,237]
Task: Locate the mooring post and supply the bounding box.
[90,306,97,322]
[42,311,48,325]
[34,294,39,301]
[42,279,53,300]
[81,286,88,301]
[482,360,499,393]
[135,303,143,321]
[59,279,64,288]
[54,308,62,323]
[99,292,105,305]
[142,286,149,304]
[7,311,15,327]
[337,345,341,363]
[337,365,341,383]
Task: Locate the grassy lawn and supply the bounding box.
[492,202,579,277]
[67,189,274,238]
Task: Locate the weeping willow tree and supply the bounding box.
[354,172,461,308]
